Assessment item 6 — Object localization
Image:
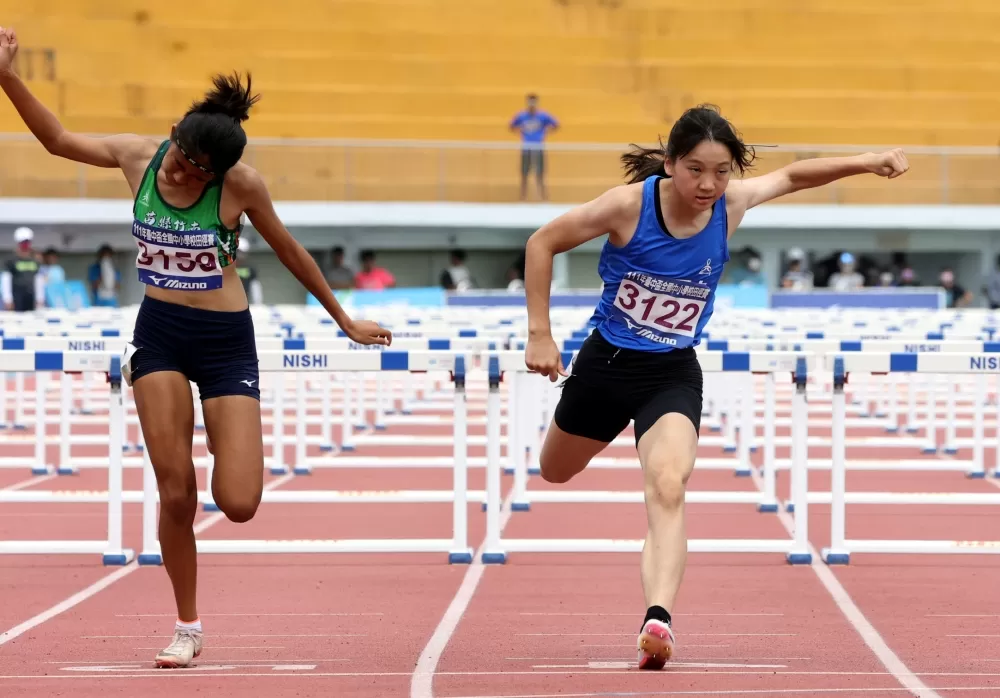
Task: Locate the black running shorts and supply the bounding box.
[552,329,703,446]
[127,295,261,401]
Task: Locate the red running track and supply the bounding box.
[2,409,1000,697]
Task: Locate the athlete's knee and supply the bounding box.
[539,457,579,484]
[644,457,692,512]
[156,466,198,523]
[214,486,262,523]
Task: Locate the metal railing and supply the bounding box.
[0,134,997,205]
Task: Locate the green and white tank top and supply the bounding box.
[131,140,242,291]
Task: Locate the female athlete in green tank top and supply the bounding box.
[0,40,395,671]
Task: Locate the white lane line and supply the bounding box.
[1,473,56,491]
[115,612,384,617]
[84,634,365,639]
[518,612,784,617]
[409,492,515,698]
[0,473,295,646]
[749,467,942,698]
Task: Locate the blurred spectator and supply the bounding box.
[939,267,972,308]
[326,246,354,290]
[984,254,1000,309]
[235,238,263,305]
[1,226,44,312]
[509,93,559,201]
[896,267,920,287]
[726,247,766,286]
[877,269,895,287]
[827,252,865,290]
[440,249,475,291]
[506,249,526,291]
[39,247,66,304]
[355,250,395,290]
[780,247,813,291]
[87,244,121,307]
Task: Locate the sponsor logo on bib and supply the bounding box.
[132,219,222,291]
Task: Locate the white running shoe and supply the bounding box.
[637,619,675,670]
[154,628,203,668]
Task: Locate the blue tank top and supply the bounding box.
[591,175,730,352]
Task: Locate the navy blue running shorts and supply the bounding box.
[126,295,260,401]
[552,329,703,446]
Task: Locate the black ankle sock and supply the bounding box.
[643,605,672,630]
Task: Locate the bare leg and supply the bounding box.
[538,420,611,484]
[201,395,264,523]
[132,372,198,622]
[635,412,699,668]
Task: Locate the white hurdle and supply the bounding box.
[0,352,133,564]
[137,350,475,565]
[480,351,816,564]
[822,352,1000,564]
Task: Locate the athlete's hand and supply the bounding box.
[345,319,393,346]
[863,148,909,179]
[525,334,568,382]
[0,27,18,77]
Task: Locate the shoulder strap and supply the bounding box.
[132,141,171,217]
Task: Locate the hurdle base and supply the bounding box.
[293,467,313,475]
[57,467,78,476]
[12,424,26,431]
[31,465,53,475]
[722,446,736,453]
[511,501,530,512]
[203,502,220,512]
[528,467,541,475]
[102,550,135,566]
[734,468,752,477]
[340,445,356,452]
[138,552,163,566]
[448,550,473,564]
[943,447,958,455]
[822,548,850,565]
[921,447,937,455]
[270,467,289,475]
[967,470,986,479]
[503,467,514,476]
[481,551,507,564]
[885,426,899,434]
[318,444,335,453]
[374,424,387,431]
[757,502,779,513]
[786,552,812,565]
[785,501,795,513]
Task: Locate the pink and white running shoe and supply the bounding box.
[636,618,675,670]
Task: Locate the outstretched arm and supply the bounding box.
[0,26,147,168]
[240,171,392,346]
[523,184,637,380]
[728,149,910,213]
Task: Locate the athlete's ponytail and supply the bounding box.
[621,137,668,184]
[174,72,261,176]
[621,104,755,185]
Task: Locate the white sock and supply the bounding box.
[175,618,202,632]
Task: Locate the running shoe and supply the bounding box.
[154,627,203,668]
[636,618,674,670]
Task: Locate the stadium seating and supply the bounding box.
[0,0,998,202]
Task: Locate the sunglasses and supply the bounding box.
[174,136,215,177]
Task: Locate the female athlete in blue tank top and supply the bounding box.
[523,104,909,670]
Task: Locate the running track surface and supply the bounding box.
[2,388,1000,698]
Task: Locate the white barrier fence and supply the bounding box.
[4,344,1000,566]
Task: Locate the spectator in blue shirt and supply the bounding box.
[87,244,121,307]
[509,94,558,201]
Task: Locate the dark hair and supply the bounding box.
[175,72,261,176]
[620,104,755,185]
[360,249,376,262]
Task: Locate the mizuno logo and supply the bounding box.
[149,275,165,285]
[162,278,208,290]
[241,379,256,387]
